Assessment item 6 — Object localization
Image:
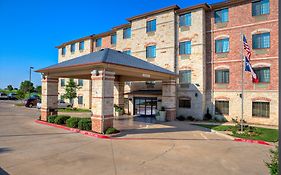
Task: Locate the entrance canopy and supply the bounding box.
[36,48,176,81]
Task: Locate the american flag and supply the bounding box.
[243,35,251,60]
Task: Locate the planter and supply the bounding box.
[157,111,166,122]
[114,111,123,117]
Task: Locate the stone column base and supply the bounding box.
[166,109,176,121]
[91,116,114,133]
[41,109,58,121]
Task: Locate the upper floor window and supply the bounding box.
[146,45,156,58]
[179,41,191,55]
[252,101,270,118]
[179,13,191,27]
[123,28,131,39]
[253,67,270,83]
[70,43,76,53]
[252,32,270,49]
[215,69,229,83]
[179,70,191,85]
[215,100,229,115]
[60,79,65,87]
[146,19,156,32]
[78,96,83,105]
[78,79,83,86]
[123,50,131,55]
[61,47,66,55]
[111,34,117,45]
[215,38,229,53]
[215,8,229,23]
[96,38,102,47]
[79,41,84,51]
[252,0,270,16]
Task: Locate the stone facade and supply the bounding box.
[55,0,278,126]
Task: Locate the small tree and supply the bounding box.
[16,90,26,99]
[7,85,13,91]
[62,79,79,105]
[35,86,42,94]
[20,80,34,94]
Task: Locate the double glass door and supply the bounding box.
[134,97,157,116]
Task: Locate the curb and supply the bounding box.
[233,138,272,146]
[35,120,111,139]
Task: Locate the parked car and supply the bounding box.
[0,92,8,100]
[25,97,40,108]
[8,93,18,100]
[36,100,72,109]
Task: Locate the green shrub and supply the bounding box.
[105,127,119,135]
[48,115,57,123]
[265,146,279,175]
[78,118,92,131]
[66,117,81,128]
[54,115,71,125]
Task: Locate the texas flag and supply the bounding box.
[244,56,259,83]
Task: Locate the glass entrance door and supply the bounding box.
[134,97,157,116]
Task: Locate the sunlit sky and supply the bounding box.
[0,0,223,89]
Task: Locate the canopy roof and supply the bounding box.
[36,48,176,81]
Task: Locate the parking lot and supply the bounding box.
[0,100,271,175]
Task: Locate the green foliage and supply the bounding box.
[35,86,42,94]
[47,115,58,123]
[58,108,91,112]
[78,118,92,131]
[265,146,279,175]
[66,117,81,128]
[6,85,13,91]
[114,104,124,113]
[105,127,119,135]
[20,80,34,94]
[54,115,71,125]
[16,90,26,99]
[62,79,80,104]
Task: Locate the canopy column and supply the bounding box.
[41,76,58,121]
[114,81,125,109]
[162,80,176,121]
[91,70,115,133]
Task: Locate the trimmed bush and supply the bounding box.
[78,118,92,131]
[105,127,119,135]
[66,117,81,128]
[54,115,71,125]
[48,115,57,123]
[176,115,185,121]
[186,116,195,121]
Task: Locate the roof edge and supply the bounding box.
[209,0,251,10]
[55,34,95,49]
[176,3,210,14]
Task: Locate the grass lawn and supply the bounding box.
[195,124,278,142]
[58,108,91,113]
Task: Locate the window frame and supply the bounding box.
[215,69,230,84]
[215,38,229,53]
[252,0,270,16]
[79,41,84,51]
[111,34,117,45]
[78,96,83,105]
[215,100,229,115]
[146,19,156,32]
[252,101,270,118]
[179,13,191,27]
[123,28,131,39]
[252,32,270,49]
[253,67,270,83]
[179,41,191,55]
[146,45,156,58]
[214,8,229,23]
[96,38,102,47]
[179,98,191,108]
[70,43,76,53]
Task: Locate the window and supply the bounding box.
[70,43,76,53]
[145,81,155,88]
[60,79,65,87]
[179,98,191,108]
[215,38,229,53]
[78,79,83,86]
[253,67,270,83]
[146,19,156,32]
[179,13,191,27]
[78,96,83,105]
[179,70,191,86]
[252,0,270,16]
[252,32,270,49]
[146,45,156,58]
[215,69,229,83]
[179,41,191,55]
[61,47,66,55]
[79,41,84,51]
[215,101,229,115]
[215,8,229,23]
[96,38,102,47]
[123,28,131,39]
[252,101,269,117]
[123,50,131,55]
[111,34,117,45]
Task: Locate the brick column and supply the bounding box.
[114,81,125,108]
[41,76,58,121]
[162,80,176,121]
[91,70,115,133]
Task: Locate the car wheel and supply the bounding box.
[29,104,33,108]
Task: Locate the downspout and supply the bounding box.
[101,68,105,134]
[174,10,179,117]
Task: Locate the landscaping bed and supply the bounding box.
[194,124,278,142]
[58,108,91,113]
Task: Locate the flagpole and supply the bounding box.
[240,34,244,132]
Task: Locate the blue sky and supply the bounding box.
[0,0,222,89]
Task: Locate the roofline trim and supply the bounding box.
[55,34,95,48]
[209,0,251,10]
[176,3,210,14]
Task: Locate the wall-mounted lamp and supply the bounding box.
[195,93,198,97]
[195,83,200,87]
